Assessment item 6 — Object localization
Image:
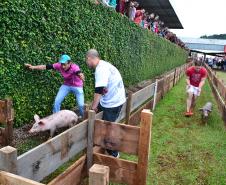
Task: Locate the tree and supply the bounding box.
[200,34,226,40]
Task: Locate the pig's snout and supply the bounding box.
[29,129,34,134]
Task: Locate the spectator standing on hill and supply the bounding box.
[134,9,145,25]
[141,14,149,29]
[117,0,126,14]
[86,49,126,158]
[25,54,85,118]
[124,0,131,16]
[129,1,138,21]
[147,13,155,31]
[185,60,207,117]
[152,15,159,33]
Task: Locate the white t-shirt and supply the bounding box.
[95,60,126,108]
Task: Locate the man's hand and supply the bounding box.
[186,84,190,91]
[92,107,98,113]
[78,73,85,81]
[24,63,33,70]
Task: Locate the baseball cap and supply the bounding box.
[59,54,71,64]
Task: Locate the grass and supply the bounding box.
[147,77,226,185]
[215,70,226,85]
[17,138,44,155]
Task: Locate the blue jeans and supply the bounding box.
[98,104,123,157]
[53,85,84,117]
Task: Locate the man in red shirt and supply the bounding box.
[185,60,207,116]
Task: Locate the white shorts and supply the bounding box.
[187,85,200,96]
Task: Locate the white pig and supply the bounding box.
[29,110,78,137]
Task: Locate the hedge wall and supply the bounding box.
[0,0,187,127]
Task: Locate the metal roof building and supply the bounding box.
[137,0,183,29]
[181,37,226,52]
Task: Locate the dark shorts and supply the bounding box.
[98,104,123,122]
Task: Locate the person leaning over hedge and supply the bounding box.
[86,49,126,158]
[25,54,85,118]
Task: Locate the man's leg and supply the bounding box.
[99,104,123,157]
[190,95,197,112]
[53,85,70,113]
[186,92,194,114]
[71,87,85,118]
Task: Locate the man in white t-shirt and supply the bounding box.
[86,49,126,158]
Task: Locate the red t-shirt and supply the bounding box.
[134,10,143,24]
[186,66,207,87]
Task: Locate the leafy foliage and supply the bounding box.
[0,0,187,127]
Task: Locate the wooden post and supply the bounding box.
[173,68,177,87]
[152,79,158,111]
[89,164,109,185]
[162,76,166,96]
[0,146,17,174]
[5,99,13,145]
[125,92,133,124]
[87,110,96,173]
[136,109,153,185]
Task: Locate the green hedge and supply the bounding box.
[0,0,187,127]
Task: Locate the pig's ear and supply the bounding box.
[38,121,45,126]
[207,109,212,112]
[34,114,40,122]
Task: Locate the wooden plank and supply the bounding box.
[125,92,133,124]
[0,128,5,145]
[0,146,17,174]
[131,83,155,112]
[95,112,103,120]
[89,164,109,185]
[87,110,96,172]
[129,100,153,126]
[94,120,140,155]
[5,119,13,146]
[17,120,88,182]
[136,110,153,185]
[47,155,86,185]
[116,101,127,122]
[5,99,13,121]
[152,79,158,111]
[93,152,137,185]
[0,171,45,185]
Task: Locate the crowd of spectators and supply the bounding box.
[205,57,226,71]
[96,0,187,49]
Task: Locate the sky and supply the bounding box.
[169,0,226,38]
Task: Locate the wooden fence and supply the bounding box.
[0,62,191,185]
[204,64,226,124]
[0,99,14,146]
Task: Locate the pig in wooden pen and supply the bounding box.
[29,110,78,138]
